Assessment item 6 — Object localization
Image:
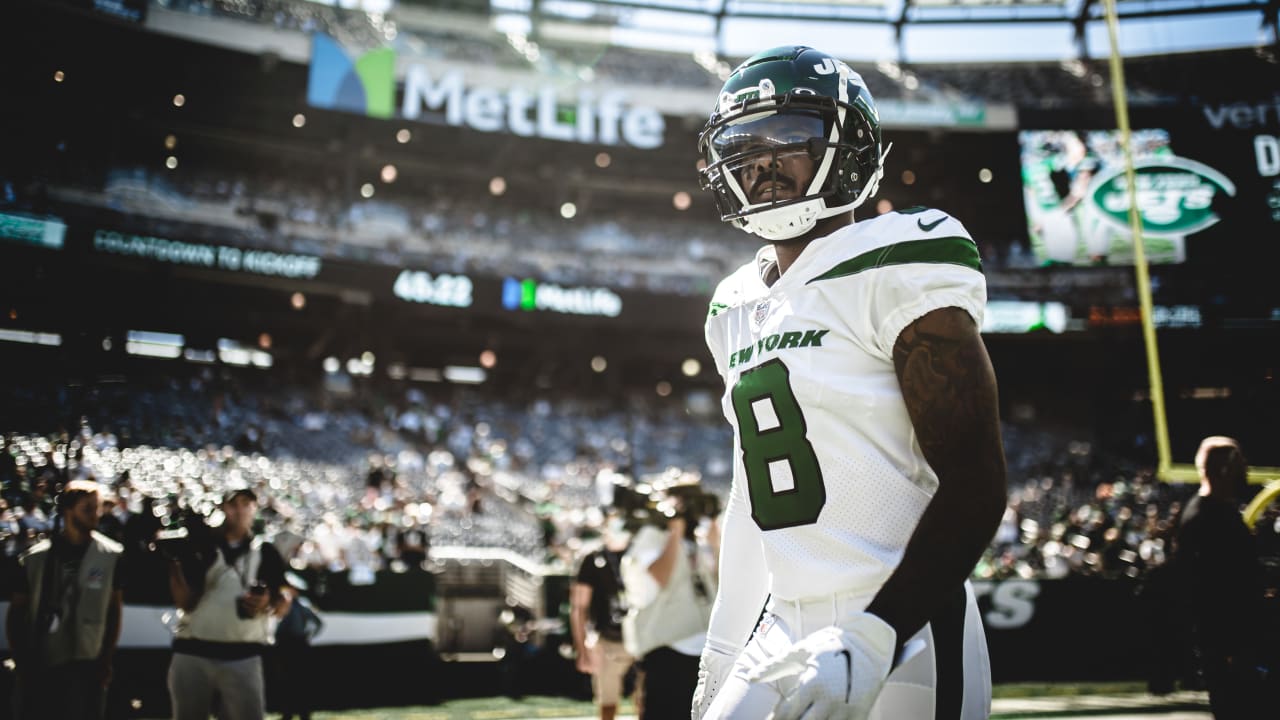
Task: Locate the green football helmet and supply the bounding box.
[697,46,888,241]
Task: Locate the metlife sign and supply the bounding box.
[309,34,665,149]
[502,278,622,318]
[402,67,663,149]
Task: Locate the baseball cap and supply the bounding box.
[221,486,259,505]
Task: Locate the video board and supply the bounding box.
[1019,128,1240,265]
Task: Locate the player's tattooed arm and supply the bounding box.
[892,306,1004,474]
[866,306,1008,648]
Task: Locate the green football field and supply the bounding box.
[302,683,1213,719]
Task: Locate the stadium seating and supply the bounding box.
[0,370,1200,581]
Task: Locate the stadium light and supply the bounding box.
[381,164,398,183]
[489,177,506,196]
[396,128,411,144]
[655,381,672,397]
[560,202,577,219]
[979,168,994,183]
[681,358,701,377]
[901,170,916,185]
[408,367,442,383]
[172,94,185,108]
[258,333,272,350]
[292,113,306,128]
[182,348,216,364]
[595,152,611,169]
[53,70,64,83]
[126,330,184,359]
[479,349,497,369]
[360,183,375,199]
[876,199,894,215]
[590,356,607,373]
[290,292,306,310]
[673,192,692,211]
[444,366,486,384]
[165,156,179,170]
[0,329,62,347]
[347,357,374,376]
[218,338,260,367]
[323,357,340,374]
[163,134,177,150]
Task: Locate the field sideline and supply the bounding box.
[299,683,1212,720]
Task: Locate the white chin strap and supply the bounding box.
[742,198,824,241]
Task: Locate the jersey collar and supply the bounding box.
[754,223,863,290]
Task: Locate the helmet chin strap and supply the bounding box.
[743,198,823,241]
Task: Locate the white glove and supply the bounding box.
[691,643,739,720]
[747,614,896,720]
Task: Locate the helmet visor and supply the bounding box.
[718,147,821,209]
[709,111,828,158]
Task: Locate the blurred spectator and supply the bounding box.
[571,514,634,720]
[17,494,52,551]
[6,480,125,720]
[396,522,430,569]
[272,575,324,720]
[96,492,127,543]
[1174,437,1268,719]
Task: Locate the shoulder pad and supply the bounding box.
[708,260,762,319]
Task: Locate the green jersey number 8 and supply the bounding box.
[730,359,826,530]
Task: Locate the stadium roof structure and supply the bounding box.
[475,0,1277,61]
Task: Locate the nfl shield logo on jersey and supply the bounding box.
[753,300,771,330]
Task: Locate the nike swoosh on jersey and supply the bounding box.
[917,216,946,232]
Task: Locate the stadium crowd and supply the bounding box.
[26,164,745,297]
[19,158,1061,302]
[0,369,1226,591]
[0,371,731,579]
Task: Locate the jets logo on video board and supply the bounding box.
[1089,157,1237,237]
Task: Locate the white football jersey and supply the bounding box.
[705,209,986,602]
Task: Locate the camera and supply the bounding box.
[664,483,722,522]
[153,526,191,561]
[611,472,722,532]
[151,503,213,563]
[237,581,269,619]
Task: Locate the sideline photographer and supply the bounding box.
[618,474,720,720]
[6,480,124,720]
[164,487,291,720]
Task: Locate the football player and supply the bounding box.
[693,46,1007,720]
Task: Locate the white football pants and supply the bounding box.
[704,581,990,720]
